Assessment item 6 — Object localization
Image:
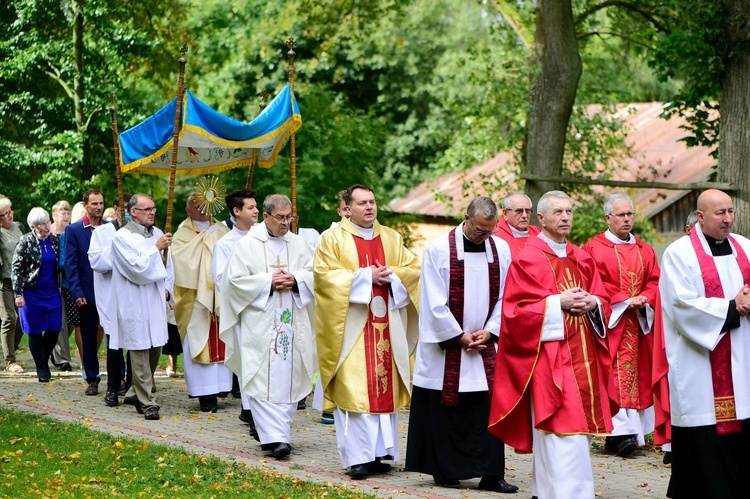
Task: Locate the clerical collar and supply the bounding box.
[193,219,210,232]
[538,232,568,257]
[462,234,485,253]
[704,233,733,256]
[509,225,530,238]
[132,221,154,238]
[352,222,375,240]
[604,229,634,245]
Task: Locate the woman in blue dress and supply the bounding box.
[11,207,62,382]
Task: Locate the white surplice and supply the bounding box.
[88,223,117,335]
[109,224,171,351]
[660,225,750,427]
[413,226,510,391]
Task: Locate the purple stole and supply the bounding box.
[689,229,750,434]
[440,228,500,407]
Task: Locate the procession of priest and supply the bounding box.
[3,183,748,499]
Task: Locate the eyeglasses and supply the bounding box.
[133,206,157,213]
[268,213,297,223]
[467,217,497,237]
[608,212,634,219]
[511,208,532,215]
[0,210,13,218]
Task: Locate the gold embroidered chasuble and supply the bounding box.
[314,218,420,413]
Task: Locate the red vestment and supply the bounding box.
[488,236,614,453]
[582,232,660,410]
[495,217,541,260]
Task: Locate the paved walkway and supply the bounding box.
[1,355,671,498]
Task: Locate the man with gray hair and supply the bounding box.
[0,196,24,373]
[582,193,661,457]
[220,194,315,459]
[495,192,541,259]
[489,190,612,498]
[110,194,173,420]
[406,197,517,493]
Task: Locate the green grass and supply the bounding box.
[0,409,373,498]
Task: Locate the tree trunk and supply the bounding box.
[73,0,90,178]
[524,0,581,209]
[717,0,750,235]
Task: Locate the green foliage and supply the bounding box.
[649,0,727,155]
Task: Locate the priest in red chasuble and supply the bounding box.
[488,190,613,499]
[314,184,420,480]
[582,193,660,458]
[495,191,541,259]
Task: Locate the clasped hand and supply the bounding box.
[271,269,296,292]
[457,330,491,351]
[560,287,597,316]
[735,285,750,316]
[370,259,392,286]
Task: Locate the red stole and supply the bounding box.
[538,253,608,434]
[441,229,500,406]
[208,313,225,362]
[689,230,750,434]
[352,235,395,413]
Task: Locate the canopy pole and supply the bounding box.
[286,37,298,233]
[109,95,125,226]
[164,44,188,250]
[245,92,269,190]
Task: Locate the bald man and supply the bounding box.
[660,189,750,498]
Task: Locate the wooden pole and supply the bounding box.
[245,92,269,189]
[286,38,298,233]
[109,95,125,226]
[164,44,188,243]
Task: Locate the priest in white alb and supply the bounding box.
[660,189,750,499]
[212,189,259,434]
[220,194,315,460]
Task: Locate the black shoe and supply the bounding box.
[348,463,370,480]
[297,399,306,410]
[272,442,291,459]
[249,423,259,441]
[38,376,50,383]
[478,478,519,493]
[104,388,119,407]
[663,451,672,465]
[239,409,253,424]
[617,436,638,457]
[368,458,392,473]
[143,406,160,420]
[59,362,72,372]
[320,412,334,424]
[604,436,618,453]
[200,404,218,413]
[199,395,218,413]
[433,476,461,488]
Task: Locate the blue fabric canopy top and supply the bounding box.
[119,83,302,175]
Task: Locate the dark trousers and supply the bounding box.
[79,303,100,382]
[105,335,126,391]
[27,330,60,379]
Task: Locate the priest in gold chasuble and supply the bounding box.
[314,185,420,479]
[170,195,230,413]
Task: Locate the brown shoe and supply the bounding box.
[84,381,99,396]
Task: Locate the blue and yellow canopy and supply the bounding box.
[119,83,301,176]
